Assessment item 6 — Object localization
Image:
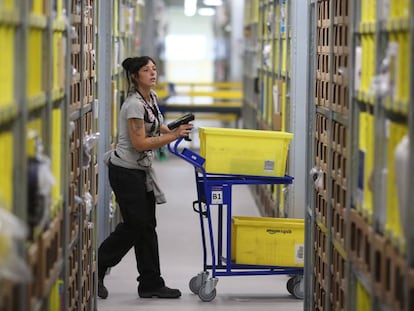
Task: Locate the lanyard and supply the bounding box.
[136,90,161,135]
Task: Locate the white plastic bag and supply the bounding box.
[0,207,32,283]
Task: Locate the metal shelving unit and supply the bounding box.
[307,0,414,310]
[0,0,145,310]
[241,0,309,220]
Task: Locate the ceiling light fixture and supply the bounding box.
[184,0,197,16]
[203,0,223,5]
[198,7,216,16]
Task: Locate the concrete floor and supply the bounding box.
[97,136,304,311]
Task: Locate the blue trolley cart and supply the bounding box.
[168,138,304,302]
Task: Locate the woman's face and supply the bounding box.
[135,61,157,88]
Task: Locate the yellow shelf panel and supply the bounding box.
[266,75,272,125]
[51,108,62,202]
[0,0,15,10]
[361,0,376,23]
[56,0,63,18]
[49,279,63,310]
[365,113,374,215]
[390,0,410,20]
[53,31,65,91]
[356,112,373,214]
[281,80,286,131]
[359,34,376,94]
[30,0,44,15]
[27,28,43,97]
[357,112,374,216]
[385,122,408,241]
[281,37,287,73]
[384,33,410,115]
[395,32,409,106]
[0,131,13,210]
[356,279,372,311]
[0,26,14,106]
[113,0,119,37]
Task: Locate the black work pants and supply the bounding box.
[98,161,164,291]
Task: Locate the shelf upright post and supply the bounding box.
[288,0,310,220]
[44,0,53,155]
[406,1,414,310]
[304,0,317,309]
[76,2,86,309]
[345,0,358,309]
[61,0,71,309]
[13,0,29,310]
[371,1,386,310]
[408,0,414,273]
[97,0,113,245]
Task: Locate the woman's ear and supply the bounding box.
[131,73,139,83]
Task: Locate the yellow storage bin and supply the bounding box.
[199,127,293,177]
[231,216,304,267]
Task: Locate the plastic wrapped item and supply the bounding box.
[0,206,32,283]
[82,132,100,169]
[27,134,55,236]
[394,135,409,239]
[370,42,398,98]
[310,167,324,190]
[84,192,93,216]
[262,43,272,68]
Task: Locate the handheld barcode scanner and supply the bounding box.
[167,113,195,141]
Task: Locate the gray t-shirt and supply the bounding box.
[110,89,164,169]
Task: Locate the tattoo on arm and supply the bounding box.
[130,119,144,137]
[150,137,161,145]
[129,119,163,149]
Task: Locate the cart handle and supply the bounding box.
[192,200,207,216]
[167,137,206,172]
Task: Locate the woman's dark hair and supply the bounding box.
[122,56,156,90]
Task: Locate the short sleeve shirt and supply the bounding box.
[111,89,164,169]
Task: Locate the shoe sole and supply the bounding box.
[139,293,181,299]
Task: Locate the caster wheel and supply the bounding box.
[291,279,304,299]
[286,277,296,294]
[189,276,201,294]
[198,284,217,302]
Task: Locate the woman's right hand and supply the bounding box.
[174,123,194,139]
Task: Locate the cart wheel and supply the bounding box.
[198,284,217,302]
[189,276,201,294]
[291,279,304,299]
[286,277,296,294]
[189,271,209,294]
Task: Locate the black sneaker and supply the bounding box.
[138,286,181,299]
[98,279,108,299]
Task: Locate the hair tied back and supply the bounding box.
[122,57,134,72]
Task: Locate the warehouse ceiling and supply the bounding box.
[163,0,184,7]
[163,0,227,8]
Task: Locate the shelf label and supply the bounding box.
[295,244,304,264]
[211,187,223,204]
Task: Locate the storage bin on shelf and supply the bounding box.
[231,216,305,267]
[198,127,293,177]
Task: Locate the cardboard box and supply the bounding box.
[273,113,282,131]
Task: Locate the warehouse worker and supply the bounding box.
[97,56,193,299]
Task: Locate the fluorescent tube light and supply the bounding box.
[203,0,223,5]
[198,7,216,16]
[184,0,197,16]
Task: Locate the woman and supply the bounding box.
[97,56,193,299]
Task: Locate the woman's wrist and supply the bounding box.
[171,130,180,140]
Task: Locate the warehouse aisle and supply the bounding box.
[97,141,304,311]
